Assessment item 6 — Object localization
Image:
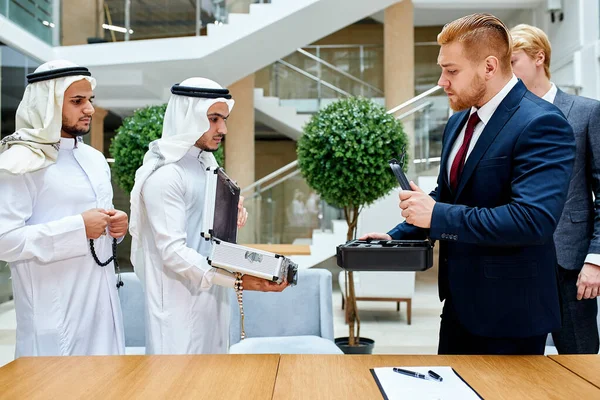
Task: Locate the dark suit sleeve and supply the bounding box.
[429,112,575,246]
[387,186,439,240]
[587,101,600,255]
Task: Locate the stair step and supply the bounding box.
[248,3,275,18]
[206,23,226,37]
[227,13,252,26]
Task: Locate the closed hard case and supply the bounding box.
[336,239,433,272]
[335,156,433,272]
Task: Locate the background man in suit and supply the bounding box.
[511,24,600,354]
[361,13,575,355]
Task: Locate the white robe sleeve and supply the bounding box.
[0,172,88,263]
[141,167,236,289]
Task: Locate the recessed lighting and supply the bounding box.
[102,23,134,34]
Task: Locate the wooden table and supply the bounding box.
[243,244,311,256]
[549,355,600,389]
[272,355,600,400]
[3,354,599,399]
[0,355,279,400]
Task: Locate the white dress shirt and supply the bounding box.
[542,82,558,103]
[447,75,519,180]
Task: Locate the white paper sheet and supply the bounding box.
[371,366,481,400]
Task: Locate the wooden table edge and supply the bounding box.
[547,355,600,390]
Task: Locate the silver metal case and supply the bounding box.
[202,167,298,285]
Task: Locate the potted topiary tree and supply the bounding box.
[110,104,224,193]
[297,97,408,354]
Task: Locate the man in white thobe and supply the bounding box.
[130,78,287,355]
[0,60,127,357]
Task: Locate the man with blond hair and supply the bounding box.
[511,24,600,354]
[362,14,575,354]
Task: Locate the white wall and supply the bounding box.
[356,176,438,237]
[356,188,402,237]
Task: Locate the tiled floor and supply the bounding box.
[0,300,16,367]
[0,267,442,366]
[332,266,441,355]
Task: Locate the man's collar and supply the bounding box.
[469,74,519,124]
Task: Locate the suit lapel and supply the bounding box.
[453,80,527,200]
[440,111,469,191]
[553,89,574,119]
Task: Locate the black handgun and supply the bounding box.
[389,151,411,191]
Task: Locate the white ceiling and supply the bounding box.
[371,0,543,27]
[371,8,525,27]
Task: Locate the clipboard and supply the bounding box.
[370,366,482,400]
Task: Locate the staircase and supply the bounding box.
[54,0,402,111]
[290,220,348,269]
[254,88,311,140]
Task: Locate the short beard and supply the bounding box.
[195,135,223,152]
[449,75,487,111]
[62,120,91,137]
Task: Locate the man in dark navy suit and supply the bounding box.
[362,14,576,355]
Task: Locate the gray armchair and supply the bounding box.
[229,268,342,354]
[118,272,146,351]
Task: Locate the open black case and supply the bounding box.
[336,154,434,272]
[201,167,298,285]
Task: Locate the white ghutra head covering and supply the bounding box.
[0,59,96,174]
[129,77,235,282]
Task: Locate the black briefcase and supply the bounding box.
[336,239,433,272]
[336,152,434,272]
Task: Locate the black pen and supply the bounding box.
[393,368,431,381]
[428,370,443,382]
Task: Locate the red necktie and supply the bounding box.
[450,112,480,192]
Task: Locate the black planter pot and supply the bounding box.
[335,337,375,354]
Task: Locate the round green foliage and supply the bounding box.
[297,97,408,209]
[109,104,224,193]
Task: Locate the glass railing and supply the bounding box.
[0,261,11,304]
[101,0,270,42]
[239,172,343,245]
[240,86,450,244]
[215,0,271,24]
[256,45,385,114]
[387,86,449,177]
[1,0,57,45]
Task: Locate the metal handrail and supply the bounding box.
[243,87,447,196]
[414,156,441,164]
[247,169,302,197]
[395,101,433,121]
[276,59,351,97]
[242,160,298,194]
[303,44,382,49]
[387,85,443,115]
[296,48,384,95]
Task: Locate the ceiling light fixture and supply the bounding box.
[102,23,134,34]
